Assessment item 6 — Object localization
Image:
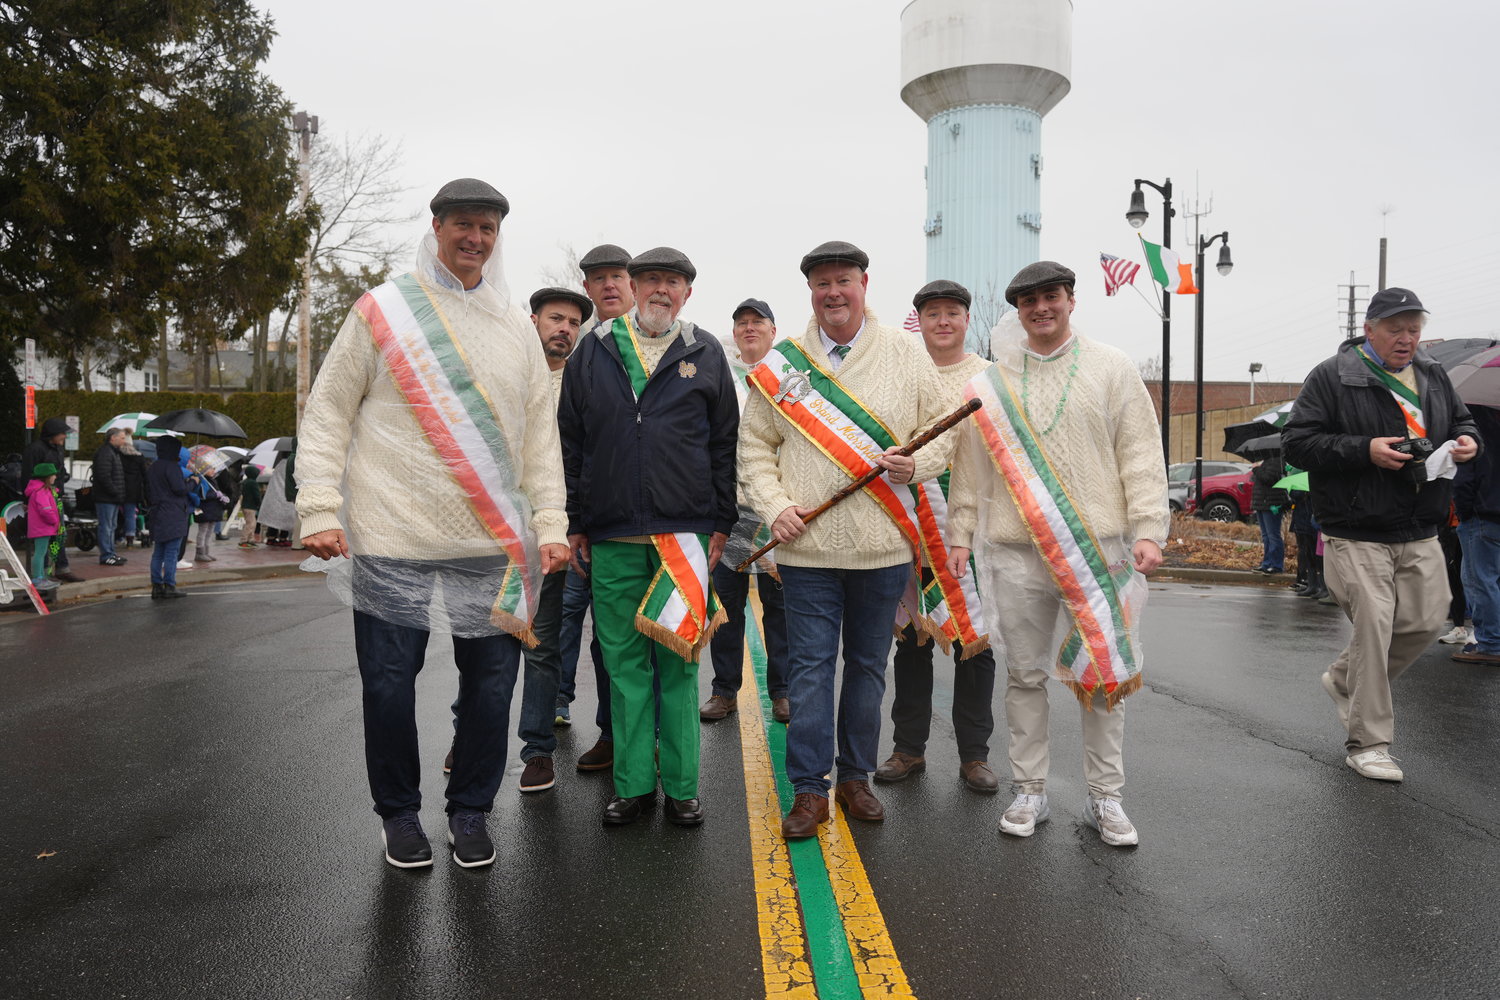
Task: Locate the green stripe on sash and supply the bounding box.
[611,316,651,398]
[775,341,897,451]
[1355,345,1422,409]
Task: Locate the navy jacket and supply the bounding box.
[1283,339,1481,543]
[1455,405,1500,523]
[559,317,739,542]
[145,457,193,541]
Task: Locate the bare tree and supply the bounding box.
[968,276,1008,361]
[538,242,584,292]
[1138,354,1163,381]
[262,131,415,390]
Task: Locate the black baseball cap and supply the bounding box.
[1366,287,1427,323]
[733,298,774,322]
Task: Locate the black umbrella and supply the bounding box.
[1223,420,1278,456]
[1228,432,1282,460]
[1423,338,1500,371]
[145,408,248,439]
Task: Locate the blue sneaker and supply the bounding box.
[448,809,495,868]
[380,811,433,869]
[554,703,571,727]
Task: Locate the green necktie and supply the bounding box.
[832,345,850,361]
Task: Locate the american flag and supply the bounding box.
[903,308,921,334]
[1100,252,1141,297]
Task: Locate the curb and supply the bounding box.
[54,562,311,600]
[1155,566,1294,586]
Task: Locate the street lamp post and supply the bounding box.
[1126,177,1175,467]
[292,110,319,431]
[1193,231,1234,506]
[1248,361,1262,405]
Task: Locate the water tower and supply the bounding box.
[900,0,1073,351]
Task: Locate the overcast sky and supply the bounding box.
[257,0,1500,384]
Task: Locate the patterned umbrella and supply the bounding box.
[96,412,168,437]
[1249,399,1297,428]
[187,444,235,478]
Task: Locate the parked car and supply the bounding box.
[1168,461,1254,521]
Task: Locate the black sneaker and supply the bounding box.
[448,809,495,867]
[381,811,433,868]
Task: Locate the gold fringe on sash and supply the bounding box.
[633,604,730,665]
[1064,671,1143,713]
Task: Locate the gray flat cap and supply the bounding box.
[799,240,869,277]
[430,178,510,219]
[528,286,594,323]
[579,244,632,273]
[628,246,696,282]
[913,279,972,310]
[1004,261,1076,306]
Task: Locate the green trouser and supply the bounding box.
[591,539,701,800]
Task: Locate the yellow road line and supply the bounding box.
[738,644,818,999]
[819,811,917,998]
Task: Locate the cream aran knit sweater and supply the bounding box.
[296,274,568,558]
[738,309,954,570]
[948,329,1170,550]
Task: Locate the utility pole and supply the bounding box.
[1378,204,1394,291]
[293,110,319,430]
[1338,271,1369,340]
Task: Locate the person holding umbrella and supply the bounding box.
[145,437,196,599]
[1251,450,1289,573]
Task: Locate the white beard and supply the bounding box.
[638,301,676,334]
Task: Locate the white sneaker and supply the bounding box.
[1439,625,1472,645]
[998,792,1049,837]
[1346,749,1403,782]
[176,559,194,570]
[1320,671,1351,730]
[1085,796,1139,846]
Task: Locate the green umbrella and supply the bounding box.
[97,412,167,436]
[1275,471,1310,491]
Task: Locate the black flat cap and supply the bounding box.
[913,279,972,310]
[628,246,696,282]
[1004,261,1076,306]
[579,244,632,273]
[799,240,869,277]
[733,298,775,322]
[528,286,594,323]
[1366,287,1427,322]
[429,178,510,219]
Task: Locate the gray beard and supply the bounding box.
[638,302,675,334]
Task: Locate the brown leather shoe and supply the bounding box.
[834,779,885,822]
[780,792,830,839]
[873,751,925,783]
[771,697,791,724]
[960,760,1000,793]
[699,694,736,721]
[576,738,613,772]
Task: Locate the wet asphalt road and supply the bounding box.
[2,576,1498,1000]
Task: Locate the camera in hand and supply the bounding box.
[1391,436,1434,483]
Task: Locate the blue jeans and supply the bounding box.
[709,564,789,700]
[354,609,522,817]
[95,501,119,561]
[557,562,612,736]
[1257,509,1285,570]
[779,562,910,795]
[151,537,180,586]
[1459,519,1500,652]
[121,502,138,540]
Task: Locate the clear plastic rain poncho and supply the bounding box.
[954,314,1152,710]
[302,227,550,641]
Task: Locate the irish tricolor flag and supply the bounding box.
[1139,236,1198,295]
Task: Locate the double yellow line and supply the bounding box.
[735,594,916,1000]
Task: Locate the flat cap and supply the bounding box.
[528,286,594,323]
[733,298,775,322]
[799,240,869,277]
[628,246,696,282]
[1004,261,1076,306]
[579,243,632,273]
[912,279,972,310]
[429,177,510,219]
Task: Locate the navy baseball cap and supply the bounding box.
[1366,287,1427,322]
[733,298,774,322]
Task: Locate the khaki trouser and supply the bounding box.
[986,544,1127,799]
[1323,536,1448,753]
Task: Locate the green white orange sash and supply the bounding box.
[1356,344,1426,436]
[358,274,539,645]
[965,365,1142,708]
[913,471,989,658]
[611,315,726,661]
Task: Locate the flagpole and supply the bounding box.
[1128,280,1163,320]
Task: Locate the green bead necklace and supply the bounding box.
[1021,341,1082,436]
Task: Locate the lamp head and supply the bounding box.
[1215,241,1234,276]
[1249,362,1263,374]
[1126,188,1148,229]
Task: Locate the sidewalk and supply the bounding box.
[46,530,312,600]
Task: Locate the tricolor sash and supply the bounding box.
[746,342,986,651]
[610,315,726,661]
[357,274,540,645]
[1355,345,1426,436]
[965,365,1143,709]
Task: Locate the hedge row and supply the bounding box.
[26,390,296,452]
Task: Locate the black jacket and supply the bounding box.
[21,417,69,487]
[1283,339,1481,543]
[91,441,126,503]
[1251,456,1288,512]
[559,317,739,542]
[1454,405,1500,523]
[146,456,192,541]
[121,448,148,504]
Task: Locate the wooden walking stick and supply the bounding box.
[736,397,983,572]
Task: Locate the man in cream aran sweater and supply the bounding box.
[298,178,569,870]
[738,241,955,840]
[946,261,1169,848]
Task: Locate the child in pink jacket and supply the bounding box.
[25,462,62,584]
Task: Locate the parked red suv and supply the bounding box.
[1169,462,1254,522]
